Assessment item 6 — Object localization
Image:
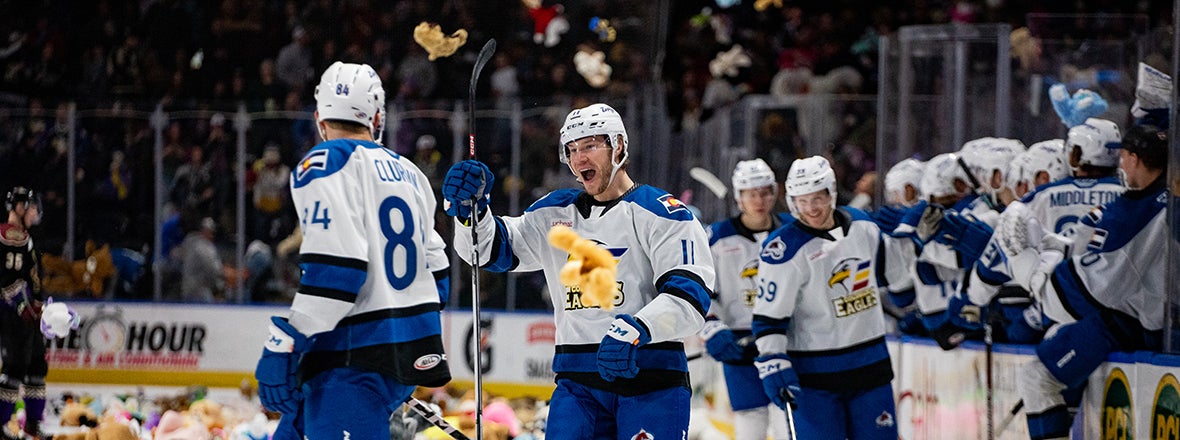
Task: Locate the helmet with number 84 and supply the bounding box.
[314,61,386,143]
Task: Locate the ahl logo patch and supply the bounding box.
[658,194,687,214]
[413,353,445,370]
[875,411,895,427]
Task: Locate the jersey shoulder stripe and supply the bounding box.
[1080,185,1165,252]
[625,185,695,221]
[842,206,874,223]
[708,218,738,245]
[526,188,581,212]
[293,139,394,188]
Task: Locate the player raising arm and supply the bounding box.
[444,103,714,440]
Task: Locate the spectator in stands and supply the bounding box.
[179,217,225,303]
[251,144,290,245]
[275,27,312,91]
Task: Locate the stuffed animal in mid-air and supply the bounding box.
[709,45,751,79]
[526,2,569,47]
[573,48,612,89]
[413,22,468,61]
[1049,83,1107,128]
[548,225,618,310]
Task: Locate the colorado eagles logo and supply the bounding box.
[739,260,759,307]
[828,258,877,318]
[828,258,871,295]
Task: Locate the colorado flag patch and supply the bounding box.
[296,150,329,180]
[658,194,687,214]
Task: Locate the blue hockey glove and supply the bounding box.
[442,160,494,219]
[755,353,802,410]
[597,314,651,381]
[871,205,907,233]
[700,319,746,363]
[255,316,307,414]
[890,201,943,244]
[434,272,450,310]
[937,212,994,264]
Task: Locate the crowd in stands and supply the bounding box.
[0,0,1170,304]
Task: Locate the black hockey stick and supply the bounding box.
[955,154,998,211]
[954,153,999,438]
[405,397,471,440]
[467,38,496,440]
[996,399,1025,436]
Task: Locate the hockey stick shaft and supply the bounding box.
[996,399,1025,436]
[955,155,998,210]
[467,38,496,440]
[405,397,471,440]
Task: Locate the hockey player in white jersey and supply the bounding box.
[939,121,1124,347]
[702,159,791,440]
[443,103,714,440]
[254,62,452,440]
[752,156,916,439]
[1005,123,1168,440]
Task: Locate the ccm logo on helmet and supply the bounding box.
[414,354,445,370]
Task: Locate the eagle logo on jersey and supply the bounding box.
[563,240,627,311]
[658,194,687,214]
[827,258,877,318]
[296,150,329,180]
[739,260,759,307]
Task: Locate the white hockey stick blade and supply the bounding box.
[690,167,728,199]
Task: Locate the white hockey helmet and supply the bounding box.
[959,137,1024,192]
[314,61,386,143]
[920,152,971,200]
[731,158,777,200]
[884,158,925,206]
[1066,118,1121,169]
[559,103,629,183]
[784,156,836,215]
[1010,139,1068,190]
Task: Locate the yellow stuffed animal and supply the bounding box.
[413,22,468,61]
[547,225,617,310]
[754,0,783,12]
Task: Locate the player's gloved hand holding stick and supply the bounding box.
[255,316,307,414]
[755,353,802,410]
[442,160,494,222]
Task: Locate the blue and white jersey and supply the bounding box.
[706,213,792,331]
[913,195,981,329]
[1021,176,1123,238]
[966,176,1123,305]
[454,185,715,394]
[288,139,450,385]
[751,208,914,391]
[1039,178,1166,342]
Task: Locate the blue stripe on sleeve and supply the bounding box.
[300,262,367,296]
[751,314,790,339]
[482,216,518,272]
[655,271,711,317]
